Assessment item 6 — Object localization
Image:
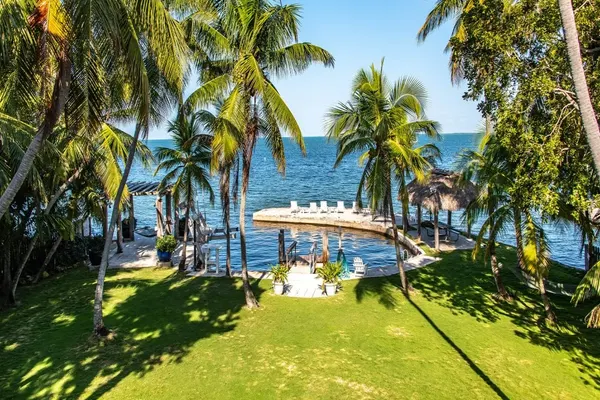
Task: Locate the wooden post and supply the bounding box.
[102,203,108,238]
[129,194,135,241]
[155,196,164,237]
[116,210,123,253]
[278,229,285,265]
[322,231,329,263]
[165,192,172,234]
[434,209,440,251]
[446,210,452,242]
[417,204,422,242]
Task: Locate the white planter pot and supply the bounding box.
[325,283,337,296]
[273,282,285,295]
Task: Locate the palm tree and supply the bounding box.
[458,132,513,300]
[0,0,188,220]
[557,0,600,173]
[185,0,334,308]
[155,110,214,272]
[326,61,440,295]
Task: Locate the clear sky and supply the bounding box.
[148,0,481,139]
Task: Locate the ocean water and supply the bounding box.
[122,134,585,269]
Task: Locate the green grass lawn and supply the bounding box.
[1,247,599,399]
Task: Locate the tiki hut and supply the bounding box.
[405,169,477,251]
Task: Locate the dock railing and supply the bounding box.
[285,241,298,268]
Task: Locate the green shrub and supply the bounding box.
[316,261,343,284]
[270,264,289,283]
[156,235,177,253]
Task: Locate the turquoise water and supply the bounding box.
[123,134,585,269]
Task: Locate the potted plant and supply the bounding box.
[270,264,289,295]
[316,261,343,296]
[86,236,105,266]
[156,235,177,263]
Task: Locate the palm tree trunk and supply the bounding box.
[434,210,440,251]
[93,124,141,336]
[0,57,71,220]
[489,239,511,300]
[388,185,410,294]
[33,236,62,284]
[220,166,232,277]
[538,276,557,323]
[239,137,259,308]
[513,207,525,272]
[179,195,191,272]
[116,211,123,254]
[558,0,600,172]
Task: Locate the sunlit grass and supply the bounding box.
[0,250,599,399]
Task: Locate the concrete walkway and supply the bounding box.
[107,235,194,269]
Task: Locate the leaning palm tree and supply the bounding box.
[185,0,334,308]
[326,61,440,295]
[155,110,214,272]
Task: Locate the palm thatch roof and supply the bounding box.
[405,169,477,212]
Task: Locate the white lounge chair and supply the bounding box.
[336,201,345,213]
[309,202,318,213]
[353,257,367,276]
[290,201,300,214]
[352,201,359,214]
[319,201,329,213]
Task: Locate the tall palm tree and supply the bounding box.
[155,110,214,272]
[557,0,600,173]
[0,0,187,220]
[326,61,440,295]
[185,0,334,308]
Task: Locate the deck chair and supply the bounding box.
[319,201,329,213]
[336,201,345,213]
[353,257,367,276]
[290,201,300,213]
[309,202,318,213]
[352,201,359,214]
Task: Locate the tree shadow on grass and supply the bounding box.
[408,247,600,390]
[353,275,509,399]
[0,268,264,399]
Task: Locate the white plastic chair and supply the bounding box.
[336,201,345,213]
[352,201,359,214]
[353,257,367,276]
[290,201,300,213]
[319,201,328,213]
[309,202,318,213]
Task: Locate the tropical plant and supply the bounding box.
[185,0,334,308]
[522,213,557,323]
[572,261,600,327]
[458,127,514,300]
[155,109,214,272]
[270,264,289,284]
[315,261,343,286]
[326,60,440,295]
[156,235,177,253]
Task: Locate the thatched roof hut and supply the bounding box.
[405,169,477,212]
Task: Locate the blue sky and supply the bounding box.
[149,0,480,139]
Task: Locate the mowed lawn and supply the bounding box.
[1,247,599,399]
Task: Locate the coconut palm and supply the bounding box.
[155,110,214,272]
[458,131,514,300]
[0,0,188,221]
[185,0,334,308]
[326,61,440,295]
